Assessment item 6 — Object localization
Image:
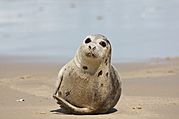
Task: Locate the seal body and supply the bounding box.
[53,34,122,114]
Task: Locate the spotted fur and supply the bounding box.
[53,34,122,114]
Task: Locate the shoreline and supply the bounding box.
[1,54,179,63]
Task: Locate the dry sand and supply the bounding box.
[0,57,179,119]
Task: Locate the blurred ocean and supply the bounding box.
[0,0,179,62]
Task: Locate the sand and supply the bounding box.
[0,57,179,119]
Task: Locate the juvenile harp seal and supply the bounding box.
[53,34,122,114]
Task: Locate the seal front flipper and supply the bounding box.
[53,95,94,114]
[53,66,66,96]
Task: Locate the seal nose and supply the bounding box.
[89,45,96,50]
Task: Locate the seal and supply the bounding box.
[53,34,122,114]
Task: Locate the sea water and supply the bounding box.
[0,0,179,62]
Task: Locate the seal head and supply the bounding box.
[75,34,111,75]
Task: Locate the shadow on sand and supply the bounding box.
[50,108,117,115]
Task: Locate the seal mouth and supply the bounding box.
[85,52,97,58]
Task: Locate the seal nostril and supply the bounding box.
[89,45,91,49]
[93,46,96,50]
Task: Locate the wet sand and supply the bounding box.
[0,57,179,119]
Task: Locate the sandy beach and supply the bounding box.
[0,57,179,119]
[1,0,179,118]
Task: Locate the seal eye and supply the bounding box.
[85,38,91,44]
[99,41,106,47]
